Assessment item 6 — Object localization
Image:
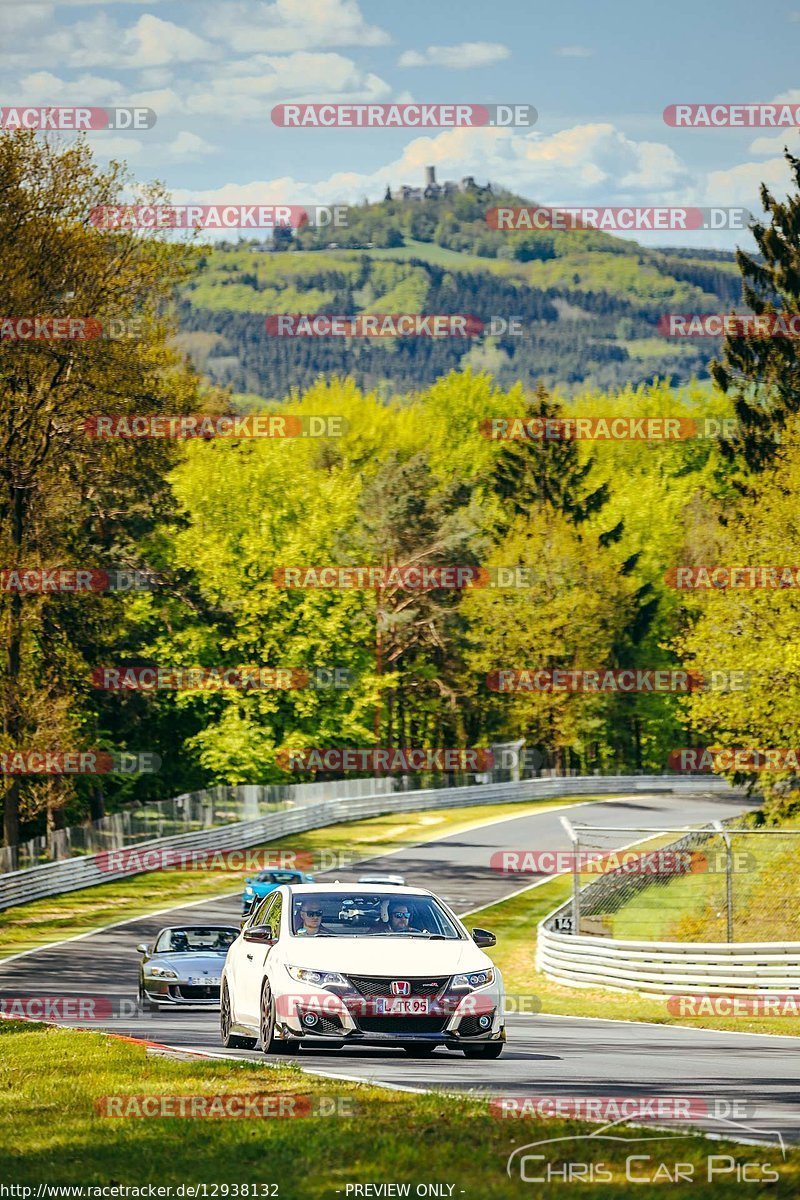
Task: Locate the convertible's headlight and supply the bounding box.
[244,886,254,895]
[451,968,494,990]
[286,965,348,987]
[150,966,178,979]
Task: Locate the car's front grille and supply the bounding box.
[357,1015,449,1035]
[172,984,220,1000]
[348,975,449,1000]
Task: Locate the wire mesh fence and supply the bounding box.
[555,820,800,943]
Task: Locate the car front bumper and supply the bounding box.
[275,983,505,1044]
[142,980,221,1006]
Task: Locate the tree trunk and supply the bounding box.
[2,484,25,853]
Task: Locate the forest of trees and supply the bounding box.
[3,132,800,849]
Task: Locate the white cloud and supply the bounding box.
[167,131,218,159]
[398,42,509,69]
[703,155,794,207]
[749,131,799,155]
[554,46,595,58]
[206,0,389,53]
[120,15,213,68]
[86,134,145,159]
[14,69,127,105]
[182,52,391,115]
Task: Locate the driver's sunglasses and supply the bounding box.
[391,911,411,919]
[302,910,323,918]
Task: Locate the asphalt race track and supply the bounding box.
[3,790,799,1148]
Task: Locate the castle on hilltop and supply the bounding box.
[386,165,492,203]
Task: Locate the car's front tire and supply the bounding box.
[260,980,279,1054]
[220,980,257,1050]
[462,1041,503,1059]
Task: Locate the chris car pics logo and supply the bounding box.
[506,1117,784,1184]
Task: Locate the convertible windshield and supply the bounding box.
[154,927,238,953]
[290,893,462,939]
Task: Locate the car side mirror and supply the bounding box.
[243,925,276,944]
[136,943,149,955]
[472,927,496,948]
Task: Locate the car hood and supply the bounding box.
[283,937,492,976]
[147,951,227,974]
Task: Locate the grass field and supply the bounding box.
[1,1021,794,1196]
[0,796,596,960]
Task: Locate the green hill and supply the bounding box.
[176,187,743,398]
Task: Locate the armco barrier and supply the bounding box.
[0,774,735,910]
[536,923,800,994]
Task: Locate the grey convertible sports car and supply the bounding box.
[137,925,239,1010]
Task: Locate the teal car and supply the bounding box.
[241,868,315,917]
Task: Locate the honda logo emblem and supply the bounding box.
[390,980,411,996]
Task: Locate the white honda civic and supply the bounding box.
[220,883,505,1058]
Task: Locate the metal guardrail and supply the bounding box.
[0,773,732,911]
[536,925,800,994]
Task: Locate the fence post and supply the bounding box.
[560,815,580,935]
[713,820,733,942]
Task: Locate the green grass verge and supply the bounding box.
[1,1022,795,1196]
[0,796,597,960]
[475,875,800,1037]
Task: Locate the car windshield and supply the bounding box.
[290,893,462,939]
[154,927,238,953]
[254,870,299,884]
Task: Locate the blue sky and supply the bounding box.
[1,0,798,248]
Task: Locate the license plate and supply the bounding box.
[375,997,429,1016]
[188,977,220,986]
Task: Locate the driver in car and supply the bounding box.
[294,901,333,936]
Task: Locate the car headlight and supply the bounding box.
[286,965,348,987]
[150,966,179,979]
[244,887,254,895]
[451,968,494,990]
